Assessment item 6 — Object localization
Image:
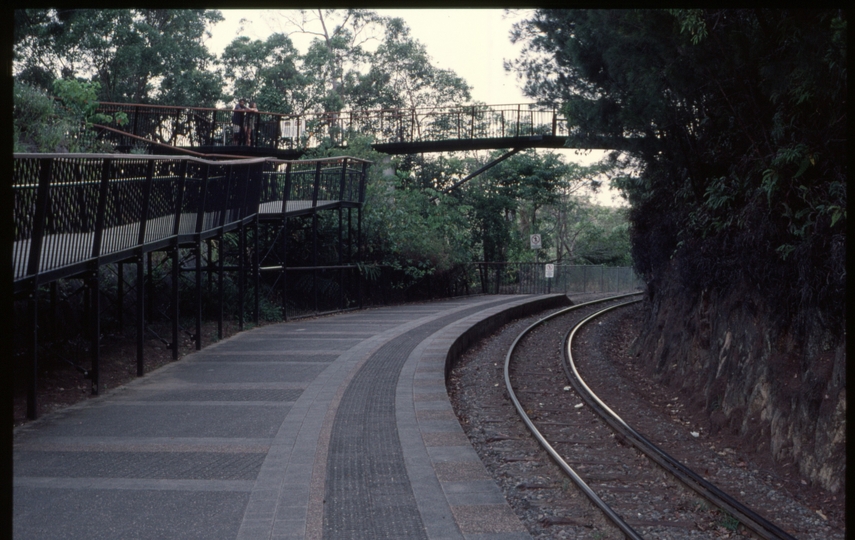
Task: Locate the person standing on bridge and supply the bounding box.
[232,98,248,145]
[245,101,259,147]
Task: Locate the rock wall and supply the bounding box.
[632,275,846,493]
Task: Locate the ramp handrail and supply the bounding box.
[13,153,370,292]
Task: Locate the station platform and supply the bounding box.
[13,294,571,539]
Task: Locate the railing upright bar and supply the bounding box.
[219,165,234,229]
[137,160,155,245]
[132,105,140,138]
[195,162,210,235]
[91,159,112,260]
[312,161,322,209]
[26,158,53,280]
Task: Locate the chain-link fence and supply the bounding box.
[470,262,643,295]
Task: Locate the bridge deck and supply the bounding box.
[13,294,570,539]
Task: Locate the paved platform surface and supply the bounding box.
[14,294,571,539]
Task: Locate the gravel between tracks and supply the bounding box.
[447,294,844,539]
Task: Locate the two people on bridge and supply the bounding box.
[232,98,259,146]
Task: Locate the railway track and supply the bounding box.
[448,293,842,539]
[505,295,800,539]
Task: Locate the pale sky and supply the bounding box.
[206,9,622,206]
[206,9,531,105]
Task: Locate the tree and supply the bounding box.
[14,79,125,153]
[273,9,386,113]
[14,9,225,106]
[349,18,471,110]
[509,9,846,329]
[451,149,602,264]
[220,33,306,113]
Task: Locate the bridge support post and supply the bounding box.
[281,218,289,321]
[338,207,344,311]
[147,252,154,321]
[195,239,202,350]
[136,254,145,376]
[89,270,101,395]
[357,206,363,310]
[26,290,39,419]
[217,234,224,340]
[171,246,179,360]
[207,239,214,297]
[117,262,124,331]
[239,224,245,331]
[253,216,259,325]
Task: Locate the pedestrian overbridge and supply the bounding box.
[94,102,646,158]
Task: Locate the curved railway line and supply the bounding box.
[448,293,843,539]
[507,295,797,539]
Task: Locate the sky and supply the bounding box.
[206,9,531,105]
[205,9,621,206]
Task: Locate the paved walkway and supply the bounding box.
[14,294,569,539]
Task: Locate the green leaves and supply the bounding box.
[51,79,126,127]
[14,80,118,152]
[510,9,846,328]
[14,9,224,105]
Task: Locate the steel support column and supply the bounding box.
[89,270,101,394]
[253,216,259,324]
[195,239,202,350]
[136,254,145,376]
[281,162,292,320]
[117,262,124,331]
[217,234,224,340]
[26,291,39,419]
[238,224,245,331]
[171,246,179,360]
[312,162,321,314]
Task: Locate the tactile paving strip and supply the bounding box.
[323,298,518,539]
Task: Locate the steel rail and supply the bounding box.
[563,303,798,540]
[503,292,644,540]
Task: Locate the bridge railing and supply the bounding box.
[13,154,370,291]
[96,102,572,152]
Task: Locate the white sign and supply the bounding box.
[530,234,542,249]
[545,264,555,279]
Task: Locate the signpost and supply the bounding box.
[530,234,542,250]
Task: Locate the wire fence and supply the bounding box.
[470,262,644,295]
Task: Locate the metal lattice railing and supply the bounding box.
[95,102,575,152]
[13,154,370,291]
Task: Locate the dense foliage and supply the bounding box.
[14,9,224,105]
[14,79,126,153]
[510,9,846,332]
